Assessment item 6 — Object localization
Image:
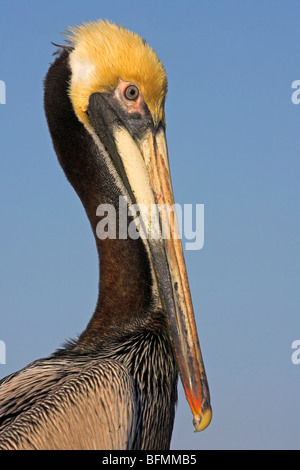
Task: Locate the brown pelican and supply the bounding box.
[0,20,211,450]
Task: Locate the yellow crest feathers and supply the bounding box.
[66,20,167,126]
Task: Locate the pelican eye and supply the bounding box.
[124,85,139,100]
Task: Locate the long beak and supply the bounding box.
[87,92,211,431]
[113,124,212,432]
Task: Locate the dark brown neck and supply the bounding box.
[79,236,153,348]
[44,48,154,350]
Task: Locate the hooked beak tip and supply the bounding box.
[193,407,212,432]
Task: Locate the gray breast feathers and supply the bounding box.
[0,357,140,450]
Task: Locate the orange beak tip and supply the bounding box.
[193,407,212,432]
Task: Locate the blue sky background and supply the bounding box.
[1,1,300,450]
